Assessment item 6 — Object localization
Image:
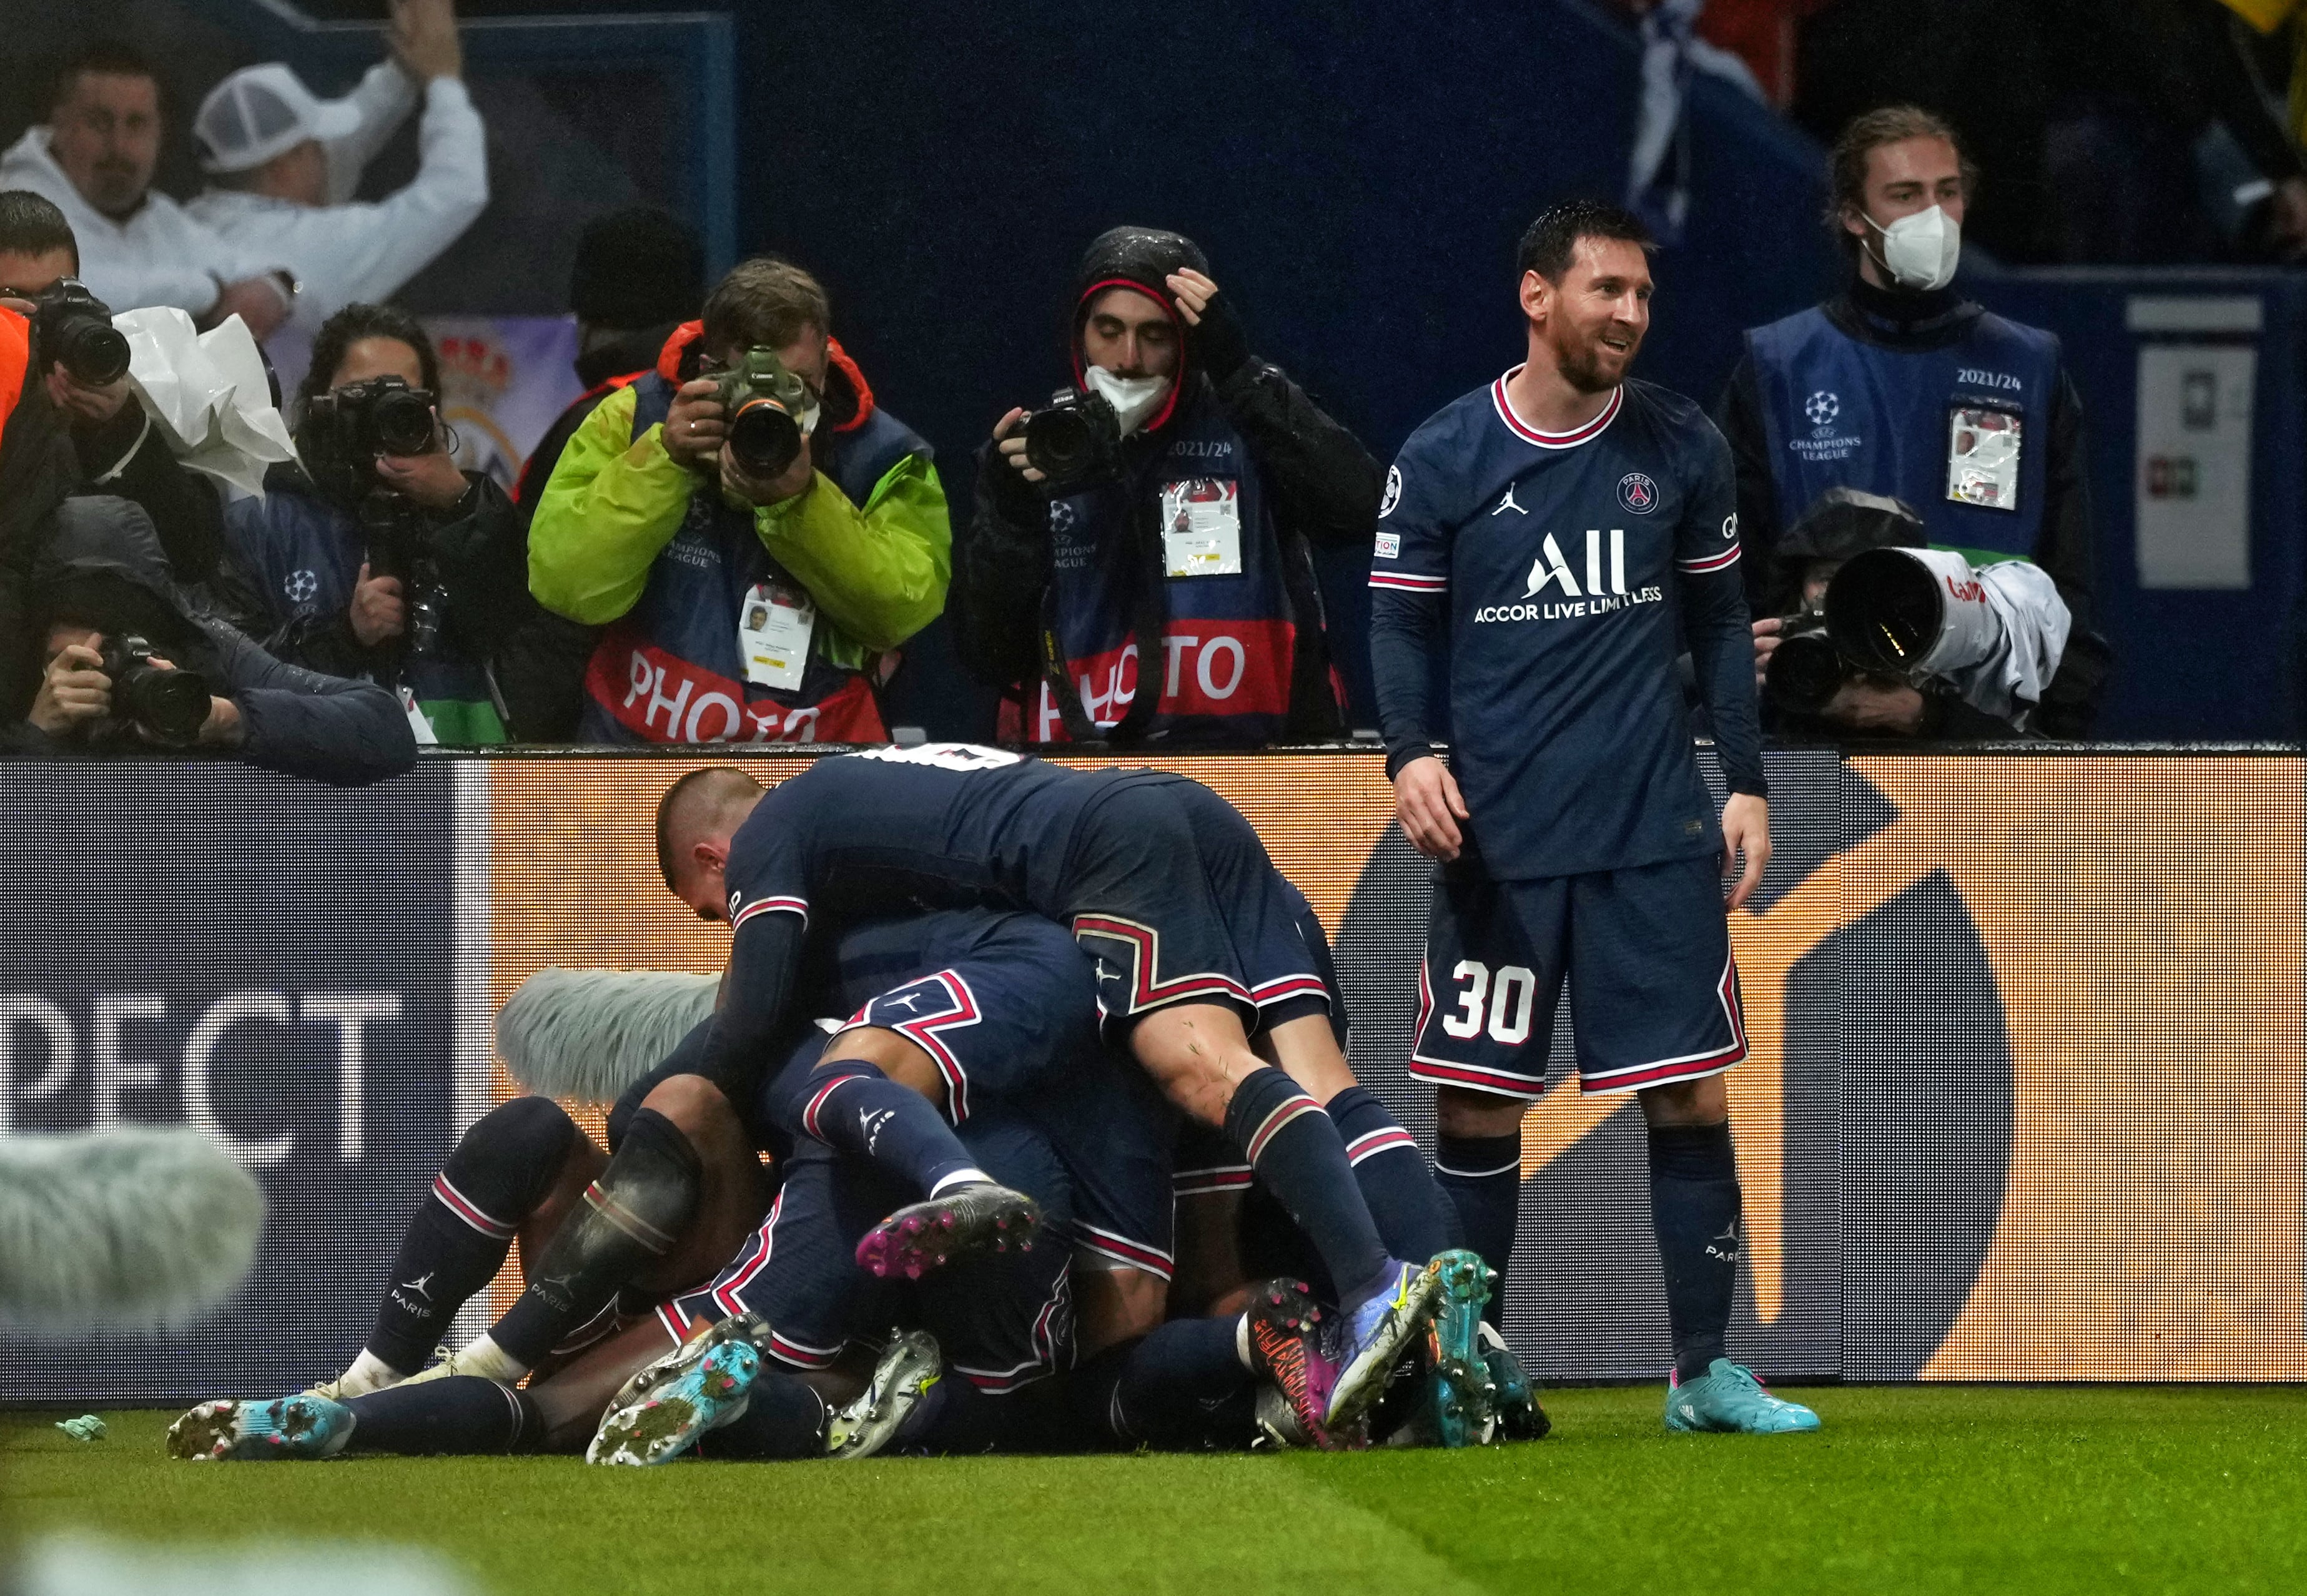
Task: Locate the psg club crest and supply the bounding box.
[1616,471,1658,515]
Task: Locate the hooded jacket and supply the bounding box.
[955,226,1380,746]
[0,308,79,721]
[528,322,949,746]
[6,495,416,785]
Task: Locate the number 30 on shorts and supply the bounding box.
[1442,959,1539,1046]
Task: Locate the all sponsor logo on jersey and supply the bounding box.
[1616,472,1659,515]
[1473,528,1663,623]
[1379,466,1402,519]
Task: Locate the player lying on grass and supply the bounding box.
[398,744,1481,1439]
[168,910,1374,1460]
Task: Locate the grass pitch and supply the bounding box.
[7,1386,2306,1595]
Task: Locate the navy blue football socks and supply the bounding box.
[1223,1066,1391,1309]
[488,1106,700,1368]
[368,1096,578,1375]
[1435,1130,1522,1330]
[797,1061,986,1196]
[1648,1120,1742,1381]
[698,1372,831,1460]
[1326,1086,1462,1261]
[344,1376,543,1455]
[1072,1316,1250,1449]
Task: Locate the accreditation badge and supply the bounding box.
[1159,478,1245,577]
[1946,405,2022,511]
[738,579,814,691]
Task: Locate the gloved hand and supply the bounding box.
[1165,268,1252,385]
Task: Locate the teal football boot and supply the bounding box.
[590,1337,763,1465]
[1663,1359,1820,1434]
[167,1395,355,1461]
[1426,1249,1497,1447]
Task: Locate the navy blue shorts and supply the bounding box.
[1410,849,1746,1100]
[826,912,1101,1123]
[1067,776,1331,1034]
[666,1110,1077,1392]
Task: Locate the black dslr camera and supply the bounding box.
[31,279,131,388]
[1763,613,1845,717]
[359,491,450,662]
[300,375,439,503]
[1018,387,1122,490]
[99,634,211,746]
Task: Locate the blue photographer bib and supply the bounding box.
[1744,305,2061,560]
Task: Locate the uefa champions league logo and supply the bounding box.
[1616,472,1657,515]
[1380,465,1403,519]
[285,569,319,604]
[1805,390,1841,432]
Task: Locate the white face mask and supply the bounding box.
[1864,204,1961,292]
[1084,365,1171,435]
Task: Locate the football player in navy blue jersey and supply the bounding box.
[1368,200,1818,1434]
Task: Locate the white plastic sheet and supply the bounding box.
[112,307,298,500]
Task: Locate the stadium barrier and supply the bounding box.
[1,747,2298,1401]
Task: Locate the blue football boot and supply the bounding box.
[1325,1256,1443,1436]
[1664,1359,1821,1434]
[589,1337,763,1465]
[1426,1250,1498,1447]
[1481,1323,1551,1441]
[167,1395,355,1461]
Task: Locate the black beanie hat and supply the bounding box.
[569,206,706,330]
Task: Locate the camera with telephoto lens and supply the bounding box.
[300,375,439,503]
[1018,387,1123,490]
[713,347,814,479]
[31,279,131,388]
[360,490,449,661]
[99,634,211,746]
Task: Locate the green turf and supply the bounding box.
[7,1387,2306,1595]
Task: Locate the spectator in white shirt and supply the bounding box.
[0,40,294,338]
[188,0,488,338]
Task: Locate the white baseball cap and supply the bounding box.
[195,64,363,175]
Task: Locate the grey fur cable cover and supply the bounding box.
[494,967,720,1104]
[0,1128,264,1334]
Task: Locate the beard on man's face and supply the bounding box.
[1549,316,1636,396]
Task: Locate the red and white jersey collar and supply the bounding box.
[1490,367,1622,450]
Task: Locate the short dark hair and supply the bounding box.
[0,190,78,273]
[1826,105,1978,252]
[1516,200,1655,282]
[700,255,830,357]
[297,303,442,420]
[49,39,161,114]
[655,767,762,895]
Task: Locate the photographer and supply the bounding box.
[955,226,1376,746]
[528,255,947,746]
[6,495,415,785]
[1720,106,2109,737]
[224,303,531,744]
[0,189,269,638]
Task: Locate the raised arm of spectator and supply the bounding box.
[324,61,422,204]
[312,59,488,311]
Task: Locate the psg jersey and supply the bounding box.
[1373,373,1757,879]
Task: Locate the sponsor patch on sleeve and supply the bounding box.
[1375,531,1401,559]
